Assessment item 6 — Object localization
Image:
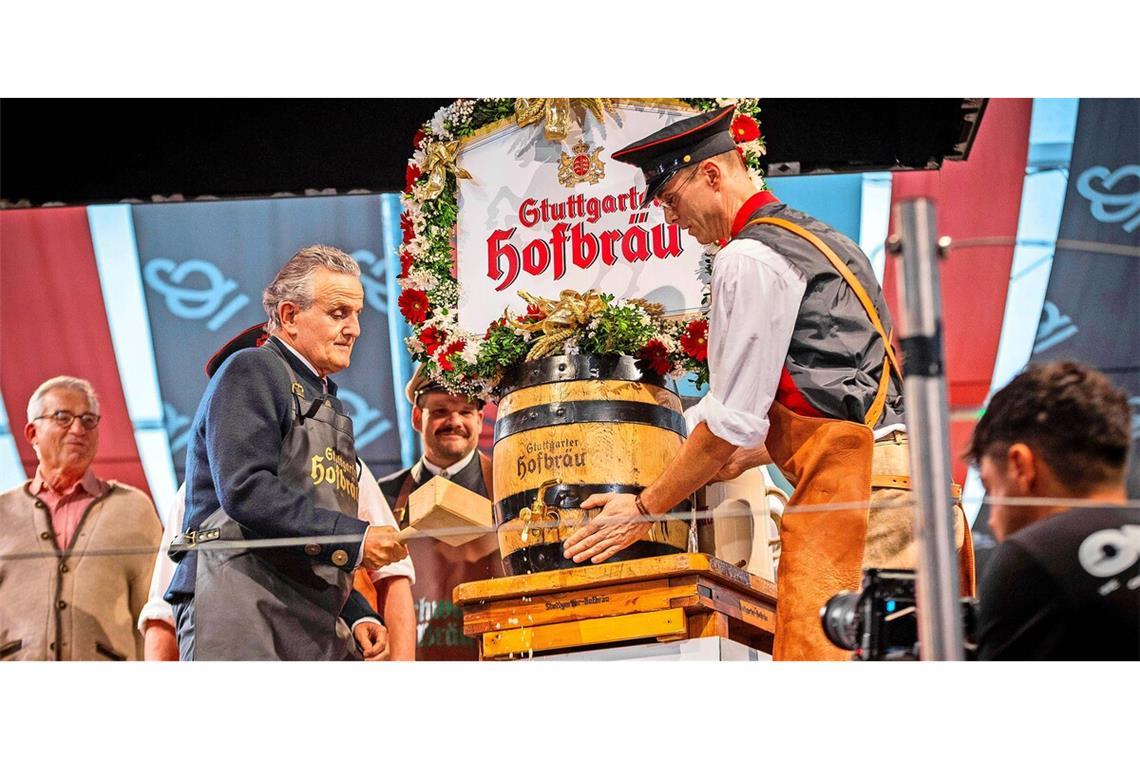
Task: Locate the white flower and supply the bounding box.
[561,339,580,356]
[403,238,425,260]
[460,340,482,366]
[399,269,439,293]
[406,335,424,355]
[430,107,452,140]
[739,139,766,159]
[661,333,681,353]
[450,99,475,125]
[422,311,459,335]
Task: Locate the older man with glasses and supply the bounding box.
[0,376,162,660]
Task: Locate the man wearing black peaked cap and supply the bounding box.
[564,105,974,660]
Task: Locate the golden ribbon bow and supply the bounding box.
[420,140,472,200]
[514,98,615,142]
[507,289,608,361]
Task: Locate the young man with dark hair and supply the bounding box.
[969,361,1138,660]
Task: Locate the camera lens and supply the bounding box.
[820,591,861,651]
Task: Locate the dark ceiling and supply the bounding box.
[0,98,985,206]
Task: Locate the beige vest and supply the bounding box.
[0,480,161,661]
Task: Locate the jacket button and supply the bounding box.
[57,600,67,610]
[304,543,321,557]
[49,642,56,651]
[35,501,46,509]
[331,549,349,567]
[40,532,52,540]
[59,563,69,573]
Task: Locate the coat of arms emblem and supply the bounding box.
[558,139,605,187]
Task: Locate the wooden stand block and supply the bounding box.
[455,553,776,660]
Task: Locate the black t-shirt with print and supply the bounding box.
[976,507,1139,660]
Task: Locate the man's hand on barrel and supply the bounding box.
[563,492,650,564]
[354,620,390,661]
[362,525,409,570]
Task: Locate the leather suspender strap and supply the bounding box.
[478,452,494,501]
[744,216,902,429]
[393,470,418,526]
[863,355,894,430]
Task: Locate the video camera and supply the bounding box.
[820,568,978,661]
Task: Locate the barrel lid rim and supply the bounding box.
[497,352,674,395]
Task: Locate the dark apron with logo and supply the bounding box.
[192,341,361,660]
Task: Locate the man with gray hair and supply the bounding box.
[166,244,408,660]
[0,376,161,660]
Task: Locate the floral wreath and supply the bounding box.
[397,98,766,401]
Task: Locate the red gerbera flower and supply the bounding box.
[437,340,466,372]
[399,251,414,278]
[398,289,430,325]
[405,162,421,193]
[400,211,415,244]
[639,339,672,376]
[731,113,760,143]
[680,320,709,362]
[419,326,445,355]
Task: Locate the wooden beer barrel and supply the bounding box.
[493,354,691,574]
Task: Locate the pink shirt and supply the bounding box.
[30,468,109,551]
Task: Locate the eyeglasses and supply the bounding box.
[34,411,102,430]
[656,166,701,213]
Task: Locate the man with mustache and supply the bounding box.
[377,366,503,660]
[166,245,408,660]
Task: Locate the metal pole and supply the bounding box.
[888,198,964,661]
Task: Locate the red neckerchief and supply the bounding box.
[729,190,780,240]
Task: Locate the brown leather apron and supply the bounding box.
[747,217,974,661]
[392,452,502,660]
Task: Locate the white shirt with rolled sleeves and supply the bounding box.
[683,237,808,448]
[137,460,415,634]
[682,235,905,446]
